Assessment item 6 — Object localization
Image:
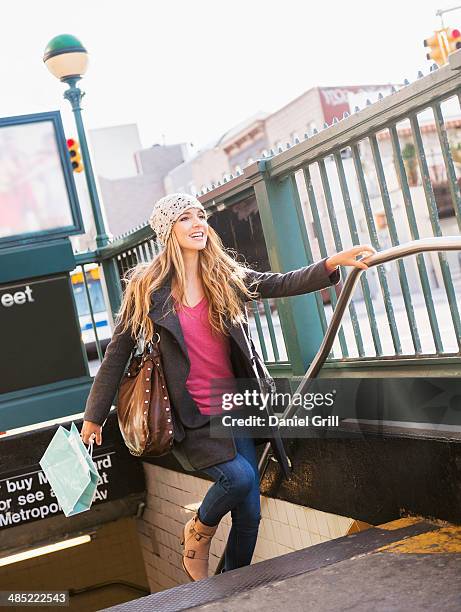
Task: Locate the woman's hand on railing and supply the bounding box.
[81,420,103,446]
[325,245,376,273]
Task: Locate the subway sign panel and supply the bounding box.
[0,451,114,527]
[0,274,87,395]
[0,419,147,531]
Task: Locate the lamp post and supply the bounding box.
[43,34,123,322]
[43,34,110,248]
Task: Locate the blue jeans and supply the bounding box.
[197,437,261,571]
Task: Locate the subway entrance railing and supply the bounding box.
[207,235,461,575]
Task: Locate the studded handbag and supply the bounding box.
[117,331,175,457]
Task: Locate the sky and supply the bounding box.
[0,0,458,151]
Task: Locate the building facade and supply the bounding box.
[164,85,397,196]
[85,127,188,240]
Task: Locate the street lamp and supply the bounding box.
[43,34,123,326]
[43,34,109,248]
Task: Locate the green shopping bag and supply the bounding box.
[39,422,100,517]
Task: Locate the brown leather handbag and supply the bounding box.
[117,331,175,458]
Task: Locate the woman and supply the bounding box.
[81,192,375,581]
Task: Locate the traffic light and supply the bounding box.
[447,28,461,54]
[424,29,449,66]
[67,138,83,173]
[424,27,461,66]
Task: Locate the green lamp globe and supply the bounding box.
[43,34,88,81]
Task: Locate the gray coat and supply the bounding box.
[83,258,340,477]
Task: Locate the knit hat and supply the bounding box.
[148,193,207,246]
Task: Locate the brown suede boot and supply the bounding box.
[180,513,218,581]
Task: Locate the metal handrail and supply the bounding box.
[214,235,461,575]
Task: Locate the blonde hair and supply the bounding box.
[114,223,259,344]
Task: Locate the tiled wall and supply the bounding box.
[137,463,370,592]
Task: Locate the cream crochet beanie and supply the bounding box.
[148,193,206,246]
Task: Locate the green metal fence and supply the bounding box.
[198,58,461,366]
[78,55,461,373]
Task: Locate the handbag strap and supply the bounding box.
[133,329,161,357]
[123,330,161,382]
[144,331,160,355]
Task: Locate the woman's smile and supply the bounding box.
[189,231,206,241]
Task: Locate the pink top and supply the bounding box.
[175,295,238,415]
